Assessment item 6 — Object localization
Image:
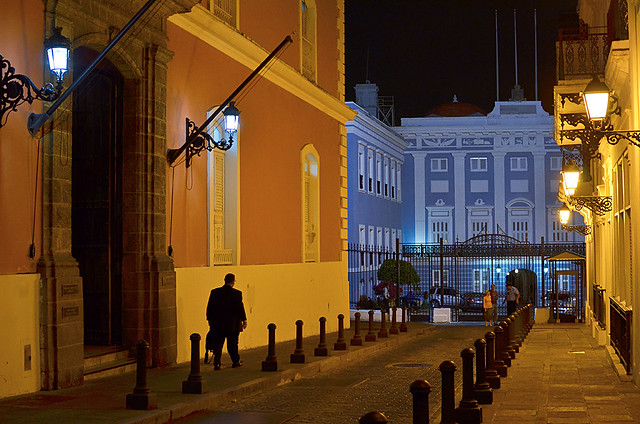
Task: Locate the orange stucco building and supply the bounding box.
[0,0,353,398]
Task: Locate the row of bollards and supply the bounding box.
[359,304,534,423]
[262,307,409,372]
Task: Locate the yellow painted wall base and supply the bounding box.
[176,261,349,364]
[0,274,41,398]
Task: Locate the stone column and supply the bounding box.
[533,152,546,241]
[493,151,506,231]
[412,152,427,243]
[453,152,466,240]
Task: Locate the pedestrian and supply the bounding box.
[482,290,492,326]
[205,273,248,370]
[502,281,520,316]
[489,284,499,325]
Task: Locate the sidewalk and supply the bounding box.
[481,323,640,423]
[0,321,434,424]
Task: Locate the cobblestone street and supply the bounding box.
[176,324,491,424]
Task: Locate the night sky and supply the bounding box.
[345,0,578,121]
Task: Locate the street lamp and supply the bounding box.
[496,265,501,274]
[0,27,71,128]
[582,75,611,123]
[558,205,591,236]
[561,161,580,196]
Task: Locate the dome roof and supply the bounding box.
[426,95,486,117]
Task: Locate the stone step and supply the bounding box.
[84,357,137,381]
[84,347,130,369]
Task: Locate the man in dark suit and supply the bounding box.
[206,273,247,370]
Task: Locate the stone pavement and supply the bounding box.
[482,323,640,423]
[0,320,433,424]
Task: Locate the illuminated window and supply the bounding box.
[358,144,365,191]
[301,144,319,262]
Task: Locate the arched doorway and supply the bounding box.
[72,47,123,346]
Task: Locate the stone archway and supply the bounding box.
[38,0,197,390]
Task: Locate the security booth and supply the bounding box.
[545,251,586,323]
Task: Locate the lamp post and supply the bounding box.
[0,27,70,128]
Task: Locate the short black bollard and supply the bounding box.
[484,331,500,389]
[291,320,305,363]
[455,348,482,424]
[439,360,457,424]
[493,326,507,377]
[334,314,347,350]
[378,310,388,338]
[410,379,431,424]
[473,338,492,404]
[400,306,408,332]
[365,310,377,342]
[389,307,399,334]
[182,333,204,394]
[502,320,515,361]
[314,317,329,356]
[351,312,363,346]
[496,321,511,366]
[126,340,157,410]
[359,411,388,424]
[262,323,278,371]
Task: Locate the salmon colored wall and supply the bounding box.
[166,18,342,267]
[0,0,44,275]
[239,0,339,98]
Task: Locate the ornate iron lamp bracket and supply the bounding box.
[561,223,592,236]
[182,117,233,168]
[559,92,582,107]
[560,113,590,129]
[567,195,612,216]
[1,55,60,126]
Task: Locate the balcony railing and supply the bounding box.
[591,283,606,329]
[557,26,609,80]
[610,297,632,373]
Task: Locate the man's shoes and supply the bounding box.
[232,361,243,368]
[214,364,221,371]
[204,350,211,364]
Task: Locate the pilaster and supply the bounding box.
[453,151,466,240]
[533,152,546,242]
[412,152,427,243]
[493,151,506,232]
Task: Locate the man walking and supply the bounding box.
[502,281,520,316]
[489,284,499,325]
[206,273,247,370]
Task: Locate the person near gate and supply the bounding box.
[205,273,248,370]
[489,284,499,325]
[482,290,493,326]
[502,281,520,316]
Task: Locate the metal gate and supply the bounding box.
[347,233,585,322]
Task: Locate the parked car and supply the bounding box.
[401,291,423,309]
[425,287,463,308]
[460,292,485,312]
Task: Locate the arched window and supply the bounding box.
[300,0,316,81]
[301,144,319,262]
[506,199,533,242]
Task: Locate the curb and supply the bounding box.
[119,325,435,424]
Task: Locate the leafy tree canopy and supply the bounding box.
[377,259,420,292]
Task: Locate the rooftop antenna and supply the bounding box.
[534,9,539,101]
[495,9,500,101]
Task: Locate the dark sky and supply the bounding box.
[345,0,578,121]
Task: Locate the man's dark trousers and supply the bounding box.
[211,329,240,366]
[507,300,517,316]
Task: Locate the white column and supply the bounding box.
[533,152,546,242]
[413,152,427,243]
[453,152,466,240]
[493,151,506,232]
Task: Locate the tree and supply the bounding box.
[377,259,420,294]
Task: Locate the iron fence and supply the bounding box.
[592,283,606,329]
[557,26,609,80]
[348,236,586,322]
[610,297,632,374]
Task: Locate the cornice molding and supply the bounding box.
[168,6,355,123]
